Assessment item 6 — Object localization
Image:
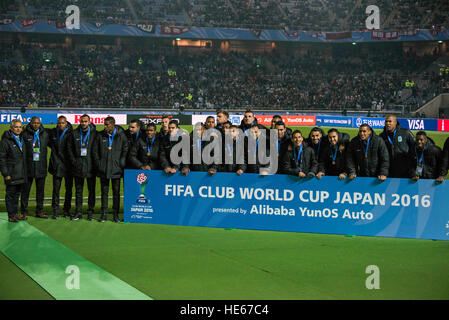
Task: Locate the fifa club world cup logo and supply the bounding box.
[136,173,149,204]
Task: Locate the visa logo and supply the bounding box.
[407,119,424,130]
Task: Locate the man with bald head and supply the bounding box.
[379,114,415,178]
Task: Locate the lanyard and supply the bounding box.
[227,137,238,154]
[415,147,424,165]
[80,126,90,147]
[361,137,371,158]
[33,130,40,148]
[196,138,202,152]
[331,145,338,162]
[295,144,303,165]
[254,137,259,155]
[108,128,116,148]
[57,127,68,144]
[147,136,155,154]
[387,129,396,146]
[12,132,22,150]
[316,140,321,156]
[135,130,140,141]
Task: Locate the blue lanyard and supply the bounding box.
[147,136,155,154]
[415,147,424,165]
[277,140,280,152]
[135,130,140,141]
[254,137,259,155]
[331,145,338,162]
[361,137,371,158]
[33,130,40,148]
[108,128,116,148]
[295,144,303,165]
[387,129,396,146]
[80,126,90,147]
[57,127,68,144]
[196,138,202,152]
[12,132,22,150]
[316,140,321,156]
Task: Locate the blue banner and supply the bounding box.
[397,118,438,131]
[124,170,449,241]
[352,116,385,129]
[316,116,352,127]
[1,21,448,43]
[0,113,57,124]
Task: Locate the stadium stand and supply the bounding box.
[0,42,447,110]
[0,0,448,31]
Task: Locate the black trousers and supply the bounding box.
[100,178,120,215]
[51,175,73,215]
[74,176,96,215]
[21,177,46,214]
[5,183,26,218]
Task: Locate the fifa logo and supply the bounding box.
[136,173,149,204]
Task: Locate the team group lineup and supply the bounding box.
[1,109,448,223]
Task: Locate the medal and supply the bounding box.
[108,146,112,150]
[332,161,336,165]
[147,152,151,157]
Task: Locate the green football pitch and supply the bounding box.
[1,123,449,300]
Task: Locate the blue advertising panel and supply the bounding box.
[0,112,57,124]
[352,117,385,129]
[397,118,438,131]
[124,170,449,241]
[316,116,352,127]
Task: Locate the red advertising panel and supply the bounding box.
[438,119,449,132]
[255,115,316,126]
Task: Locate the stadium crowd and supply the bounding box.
[1,0,448,31]
[0,43,445,110]
[2,111,449,223]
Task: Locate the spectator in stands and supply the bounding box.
[346,124,389,181]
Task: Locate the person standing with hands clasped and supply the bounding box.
[0,120,28,222]
[93,116,128,223]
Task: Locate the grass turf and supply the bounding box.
[0,123,449,300]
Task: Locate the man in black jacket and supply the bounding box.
[305,127,327,161]
[125,119,145,168]
[379,114,415,178]
[159,120,190,175]
[48,116,74,219]
[347,124,389,181]
[316,128,349,180]
[0,119,28,222]
[93,116,129,223]
[280,130,317,178]
[67,114,98,221]
[221,125,246,175]
[128,124,162,170]
[438,137,449,183]
[408,131,444,181]
[22,116,49,219]
[239,110,266,135]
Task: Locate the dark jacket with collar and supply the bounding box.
[0,130,28,185]
[48,122,73,177]
[318,132,349,176]
[22,123,49,178]
[407,138,444,179]
[67,123,98,178]
[346,130,390,177]
[93,125,129,179]
[128,135,163,170]
[159,130,190,171]
[379,122,415,178]
[280,141,318,176]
